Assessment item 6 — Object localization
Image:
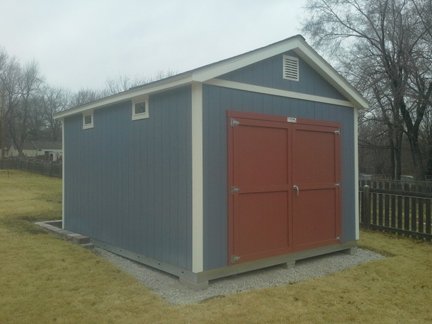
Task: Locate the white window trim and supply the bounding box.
[132,97,149,120]
[283,54,300,82]
[82,111,94,129]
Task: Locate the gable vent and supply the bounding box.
[283,55,299,81]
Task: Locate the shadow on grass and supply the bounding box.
[0,216,48,235]
[357,243,396,257]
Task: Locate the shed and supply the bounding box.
[55,35,368,287]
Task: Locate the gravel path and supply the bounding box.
[95,248,383,305]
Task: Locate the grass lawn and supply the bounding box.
[0,170,431,323]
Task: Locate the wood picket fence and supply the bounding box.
[359,180,432,240]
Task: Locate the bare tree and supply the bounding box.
[69,88,102,107]
[0,44,178,157]
[7,61,42,156]
[303,0,432,179]
[103,70,177,96]
[0,49,9,158]
[39,86,67,141]
[0,54,21,158]
[412,0,432,178]
[105,75,133,95]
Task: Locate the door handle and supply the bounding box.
[293,185,300,196]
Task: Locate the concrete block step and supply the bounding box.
[81,243,94,250]
[67,233,91,245]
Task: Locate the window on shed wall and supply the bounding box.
[283,55,299,81]
[132,98,149,120]
[82,111,94,129]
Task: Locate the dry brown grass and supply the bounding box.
[0,170,431,323]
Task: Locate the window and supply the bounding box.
[82,111,94,129]
[132,98,149,120]
[283,55,299,81]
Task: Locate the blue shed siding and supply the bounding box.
[202,85,356,270]
[220,52,346,101]
[64,86,193,270]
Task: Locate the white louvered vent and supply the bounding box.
[283,55,299,81]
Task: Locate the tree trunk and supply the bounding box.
[407,134,425,179]
[389,128,403,180]
[0,96,4,159]
[425,136,432,178]
[425,148,432,178]
[391,145,403,180]
[0,118,3,159]
[0,113,9,159]
[394,144,402,180]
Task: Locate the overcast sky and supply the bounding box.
[0,0,307,92]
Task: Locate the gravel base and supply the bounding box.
[95,248,383,305]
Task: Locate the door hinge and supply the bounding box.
[334,129,341,135]
[335,183,340,187]
[231,255,241,263]
[231,186,240,193]
[231,118,240,127]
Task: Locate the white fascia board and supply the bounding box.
[192,38,303,82]
[293,43,369,109]
[54,76,193,119]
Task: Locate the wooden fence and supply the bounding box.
[360,180,432,240]
[0,158,62,178]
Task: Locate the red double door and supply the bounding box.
[228,112,341,264]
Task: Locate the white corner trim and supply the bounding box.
[62,120,65,229]
[191,82,204,273]
[354,108,359,240]
[206,79,355,108]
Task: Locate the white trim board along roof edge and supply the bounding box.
[54,35,368,120]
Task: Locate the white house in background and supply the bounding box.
[6,140,62,161]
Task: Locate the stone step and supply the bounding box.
[81,243,94,250]
[67,233,91,245]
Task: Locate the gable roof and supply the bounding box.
[55,35,368,120]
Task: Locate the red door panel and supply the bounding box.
[235,192,288,258]
[229,118,290,263]
[234,124,288,186]
[292,189,338,248]
[292,125,341,250]
[292,129,337,184]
